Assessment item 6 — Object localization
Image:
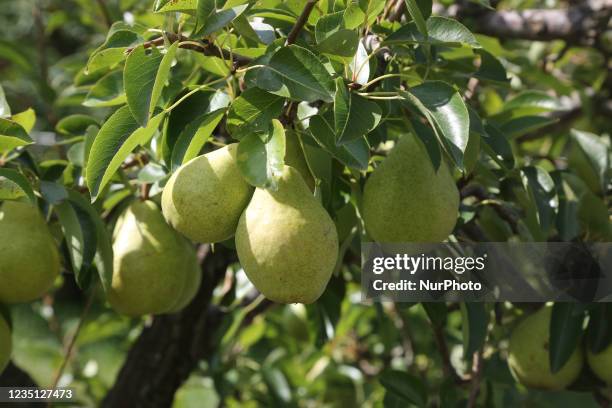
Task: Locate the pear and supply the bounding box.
[285,131,315,191]
[362,134,459,242]
[508,306,584,390]
[587,342,612,384]
[108,201,201,316]
[235,166,338,304]
[162,144,253,243]
[0,314,11,373]
[0,201,60,303]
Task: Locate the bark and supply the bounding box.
[0,362,38,388]
[101,245,236,408]
[457,0,612,46]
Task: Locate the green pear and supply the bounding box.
[285,131,315,191]
[108,201,201,316]
[235,166,338,304]
[162,144,253,243]
[0,201,60,303]
[0,314,11,374]
[508,306,584,390]
[587,342,612,384]
[362,134,459,242]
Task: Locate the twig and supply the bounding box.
[467,350,484,408]
[432,324,466,385]
[286,0,318,45]
[32,1,48,86]
[140,183,151,201]
[388,0,407,22]
[50,289,96,390]
[95,0,113,28]
[126,33,252,69]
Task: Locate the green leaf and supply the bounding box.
[587,304,612,353]
[401,81,469,168]
[317,29,359,59]
[87,22,144,72]
[504,91,561,113]
[197,0,216,25]
[474,49,508,83]
[0,118,32,152]
[460,303,488,360]
[520,166,557,236]
[197,4,249,36]
[0,168,36,204]
[40,179,69,204]
[333,78,381,144]
[171,109,225,169]
[256,45,335,103]
[315,11,344,43]
[124,42,177,127]
[570,129,609,192]
[53,187,98,288]
[65,189,114,292]
[12,108,36,133]
[549,303,585,374]
[359,0,385,26]
[0,84,10,118]
[551,171,580,241]
[500,115,555,137]
[404,0,428,36]
[380,370,427,407]
[155,0,197,13]
[236,119,286,189]
[410,118,441,170]
[83,70,126,107]
[138,163,167,183]
[385,16,481,48]
[226,87,285,140]
[308,114,369,170]
[86,106,164,200]
[480,122,514,169]
[56,114,99,137]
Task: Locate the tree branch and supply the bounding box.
[127,33,252,69]
[286,0,318,45]
[454,0,612,46]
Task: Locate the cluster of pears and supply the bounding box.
[362,134,459,243]
[507,305,612,390]
[161,135,338,304]
[0,200,62,373]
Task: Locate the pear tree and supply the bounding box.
[0,0,610,406]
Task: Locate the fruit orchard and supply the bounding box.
[0,0,611,407]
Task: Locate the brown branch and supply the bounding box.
[467,350,484,408]
[126,33,252,69]
[431,324,467,385]
[454,0,612,47]
[286,0,318,45]
[388,0,407,22]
